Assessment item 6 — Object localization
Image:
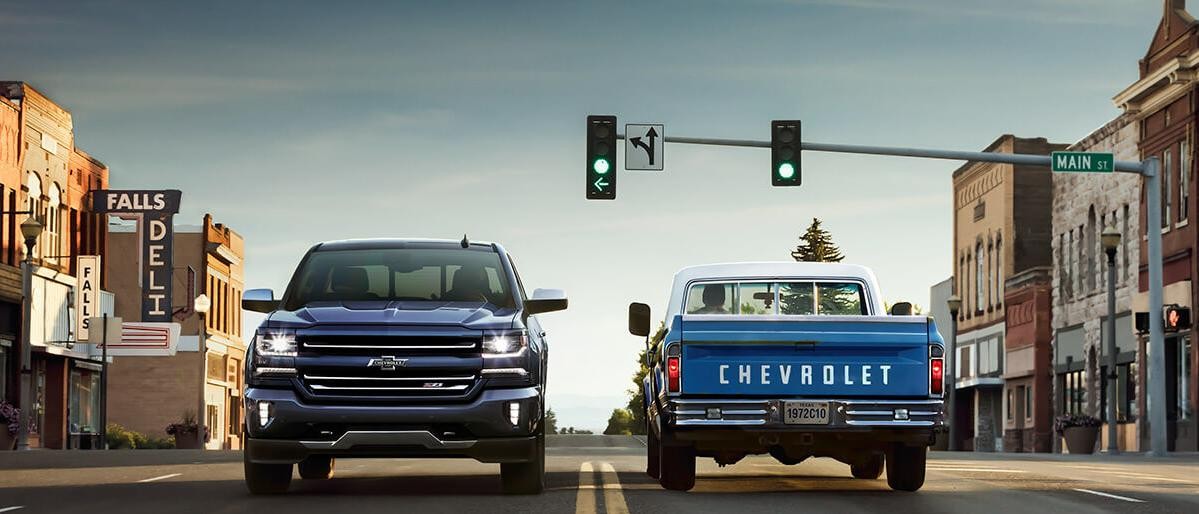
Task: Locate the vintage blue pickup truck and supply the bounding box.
[630,262,945,492]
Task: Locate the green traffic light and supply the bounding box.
[593,158,611,174]
[777,162,795,179]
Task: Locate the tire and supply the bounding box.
[502,432,545,494]
[298,456,335,480]
[851,454,884,479]
[658,440,696,491]
[885,445,927,492]
[243,452,292,495]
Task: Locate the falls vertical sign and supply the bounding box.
[75,255,101,341]
[93,190,182,322]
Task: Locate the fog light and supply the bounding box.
[508,402,520,426]
[258,401,272,427]
[706,407,722,420]
[893,408,909,421]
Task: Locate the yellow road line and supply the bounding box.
[600,462,630,514]
[576,462,596,514]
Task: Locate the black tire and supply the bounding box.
[851,454,884,479]
[658,441,696,491]
[885,445,927,492]
[501,432,545,494]
[298,456,335,480]
[244,453,292,494]
[646,421,661,479]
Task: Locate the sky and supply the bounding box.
[0,0,1165,431]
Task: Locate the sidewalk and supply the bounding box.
[931,449,1199,463]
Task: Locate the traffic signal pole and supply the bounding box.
[615,132,1169,456]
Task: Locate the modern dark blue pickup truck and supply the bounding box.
[630,262,945,492]
[240,238,567,494]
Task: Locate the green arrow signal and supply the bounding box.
[593,176,609,191]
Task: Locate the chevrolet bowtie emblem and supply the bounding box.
[367,356,408,371]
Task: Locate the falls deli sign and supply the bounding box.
[92,190,182,323]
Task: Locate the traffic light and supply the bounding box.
[587,115,617,200]
[1165,305,1191,332]
[771,120,801,186]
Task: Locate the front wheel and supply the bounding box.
[851,454,884,479]
[658,441,696,491]
[243,452,292,494]
[501,433,545,494]
[885,445,927,492]
[298,456,335,480]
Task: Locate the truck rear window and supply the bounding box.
[686,281,867,315]
[284,248,514,309]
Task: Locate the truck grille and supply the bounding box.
[301,372,476,396]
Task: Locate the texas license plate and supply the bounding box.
[783,401,831,425]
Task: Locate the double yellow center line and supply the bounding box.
[575,461,629,514]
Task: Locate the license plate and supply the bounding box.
[783,401,830,425]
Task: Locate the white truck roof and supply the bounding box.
[664,262,886,317]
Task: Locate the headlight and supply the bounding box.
[256,330,297,357]
[482,331,528,357]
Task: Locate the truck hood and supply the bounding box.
[266,301,518,329]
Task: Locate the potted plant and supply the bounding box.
[1055,414,1102,454]
[0,400,19,451]
[166,412,205,450]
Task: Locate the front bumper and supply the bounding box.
[665,397,944,430]
[244,386,541,464]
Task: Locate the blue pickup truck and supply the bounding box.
[630,262,945,492]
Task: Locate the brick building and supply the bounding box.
[0,82,111,449]
[1050,115,1141,452]
[950,135,1065,452]
[106,214,246,449]
[1112,0,1199,452]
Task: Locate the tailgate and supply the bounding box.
[679,316,931,398]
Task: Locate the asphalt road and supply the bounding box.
[2,435,1198,513]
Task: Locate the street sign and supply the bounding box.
[90,320,181,357]
[75,255,101,341]
[1051,151,1114,173]
[625,124,664,171]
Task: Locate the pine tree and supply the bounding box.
[791,218,845,262]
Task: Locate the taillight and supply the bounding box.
[667,356,681,393]
[930,357,944,395]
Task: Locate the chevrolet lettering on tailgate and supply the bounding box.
[630,262,946,492]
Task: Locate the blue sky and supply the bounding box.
[1,0,1164,430]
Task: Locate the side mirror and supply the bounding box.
[629,302,651,337]
[243,288,280,313]
[526,288,568,315]
[889,302,914,316]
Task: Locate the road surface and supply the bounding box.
[2,435,1197,513]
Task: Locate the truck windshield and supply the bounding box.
[284,248,514,309]
[685,281,868,315]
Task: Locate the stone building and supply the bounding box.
[106,214,246,449]
[1112,0,1199,452]
[951,135,1065,452]
[1050,114,1141,453]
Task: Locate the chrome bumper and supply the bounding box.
[668,398,943,429]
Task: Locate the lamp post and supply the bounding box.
[15,217,43,451]
[946,294,962,451]
[1101,227,1121,454]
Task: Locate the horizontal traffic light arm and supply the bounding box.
[612,133,1147,174]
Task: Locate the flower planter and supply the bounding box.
[1063,426,1099,454]
[173,431,203,450]
[0,430,15,451]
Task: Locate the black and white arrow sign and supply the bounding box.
[625,124,664,171]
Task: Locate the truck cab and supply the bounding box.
[631,262,944,492]
[241,238,566,494]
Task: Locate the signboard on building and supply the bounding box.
[75,255,101,341]
[89,318,180,357]
[92,190,182,323]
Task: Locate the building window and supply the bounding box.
[1007,388,1015,421]
[1122,204,1130,284]
[1063,369,1087,415]
[1025,384,1033,422]
[25,172,42,259]
[68,369,101,434]
[1118,362,1138,422]
[957,345,973,379]
[1076,225,1085,295]
[977,337,999,375]
[1086,207,1096,293]
[1180,336,1192,421]
[1181,139,1191,223]
[995,235,1003,307]
[1163,149,1172,229]
[987,238,995,310]
[207,352,225,382]
[46,184,61,266]
[975,241,984,312]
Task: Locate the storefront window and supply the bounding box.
[1063,369,1087,415]
[68,369,101,433]
[0,341,9,400]
[1180,336,1192,421]
[1118,362,1137,422]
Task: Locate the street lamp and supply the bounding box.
[16,216,43,451]
[946,294,962,451]
[1101,227,1121,454]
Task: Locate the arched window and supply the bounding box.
[995,233,1003,307]
[25,172,42,258]
[987,236,995,309]
[47,183,61,265]
[1086,206,1097,293]
[976,240,985,311]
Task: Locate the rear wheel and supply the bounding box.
[885,445,927,492]
[243,452,292,494]
[658,439,696,491]
[501,432,545,494]
[646,420,660,479]
[298,456,335,480]
[851,454,884,479]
